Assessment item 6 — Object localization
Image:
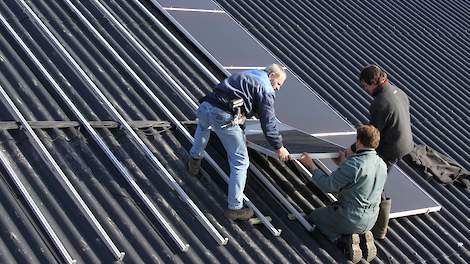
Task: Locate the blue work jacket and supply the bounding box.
[204,70,283,149]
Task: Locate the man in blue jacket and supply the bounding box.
[300,125,387,263]
[188,64,290,220]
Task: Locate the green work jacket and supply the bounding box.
[312,149,388,230]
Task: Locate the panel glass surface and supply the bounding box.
[158,0,221,10]
[245,120,342,159]
[168,11,277,66]
[316,134,357,148]
[275,75,354,134]
[247,130,342,159]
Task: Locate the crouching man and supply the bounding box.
[299,125,387,263]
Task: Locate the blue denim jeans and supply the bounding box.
[190,102,249,210]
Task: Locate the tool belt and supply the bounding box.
[221,98,246,128]
[200,89,246,128]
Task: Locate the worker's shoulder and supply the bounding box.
[240,70,273,93]
[348,151,383,167]
[340,153,385,180]
[380,84,408,102]
[370,91,393,112]
[341,155,365,171]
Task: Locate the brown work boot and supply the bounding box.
[337,234,362,264]
[360,231,377,262]
[187,157,202,176]
[224,207,254,221]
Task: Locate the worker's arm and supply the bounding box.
[369,100,391,132]
[300,154,355,193]
[258,92,283,150]
[257,92,290,161]
[333,149,347,165]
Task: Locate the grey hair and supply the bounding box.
[265,63,286,79]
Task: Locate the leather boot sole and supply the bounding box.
[224,208,254,221]
[360,231,377,262]
[339,234,362,263]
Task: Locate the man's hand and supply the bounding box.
[299,153,317,171]
[333,150,346,165]
[344,147,354,158]
[276,146,290,161]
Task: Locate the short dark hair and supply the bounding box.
[356,124,380,149]
[359,64,388,85]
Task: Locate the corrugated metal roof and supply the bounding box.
[214,0,470,262]
[0,0,469,263]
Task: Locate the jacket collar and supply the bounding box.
[354,148,376,156]
[372,80,391,97]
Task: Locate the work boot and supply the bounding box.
[337,234,362,263]
[360,231,377,262]
[371,197,392,239]
[224,207,254,221]
[187,157,202,176]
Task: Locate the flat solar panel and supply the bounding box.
[316,134,357,148]
[316,134,441,217]
[247,130,342,159]
[245,120,342,159]
[319,159,441,218]
[244,119,292,135]
[167,11,277,67]
[157,0,222,10]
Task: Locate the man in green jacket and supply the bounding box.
[299,125,387,263]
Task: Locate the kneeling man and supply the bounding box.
[299,124,387,263]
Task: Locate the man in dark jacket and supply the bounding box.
[347,64,414,167]
[300,125,387,263]
[188,64,290,220]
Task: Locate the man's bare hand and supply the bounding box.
[333,150,346,165]
[344,147,354,158]
[276,146,290,161]
[299,152,317,171]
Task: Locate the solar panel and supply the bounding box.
[316,134,441,218]
[245,120,342,159]
[158,0,222,10]
[315,134,357,148]
[167,11,277,67]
